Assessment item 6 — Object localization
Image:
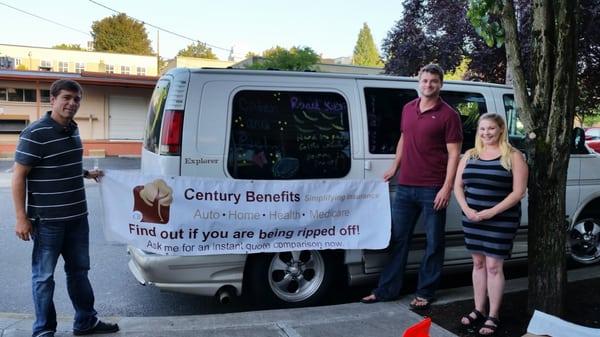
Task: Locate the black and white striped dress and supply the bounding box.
[462,156,520,259]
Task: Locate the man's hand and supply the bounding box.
[383,166,398,182]
[433,186,451,210]
[15,217,33,241]
[85,169,104,182]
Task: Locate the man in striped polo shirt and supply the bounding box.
[12,79,118,337]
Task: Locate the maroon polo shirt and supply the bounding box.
[398,97,463,187]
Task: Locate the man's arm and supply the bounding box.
[383,134,404,181]
[433,142,462,210]
[12,162,33,241]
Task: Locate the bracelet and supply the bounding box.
[83,170,90,178]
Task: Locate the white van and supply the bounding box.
[128,68,600,306]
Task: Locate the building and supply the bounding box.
[162,56,236,74]
[0,70,158,157]
[232,56,384,75]
[0,46,384,158]
[0,43,158,76]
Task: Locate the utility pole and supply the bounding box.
[156,30,160,75]
[228,47,234,62]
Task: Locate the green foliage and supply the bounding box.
[445,57,471,80]
[177,42,217,59]
[579,107,600,127]
[467,0,505,47]
[456,102,480,129]
[52,44,85,51]
[352,23,383,66]
[247,46,320,71]
[157,56,169,73]
[91,13,154,55]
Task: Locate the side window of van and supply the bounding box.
[503,94,527,151]
[143,79,170,153]
[228,90,351,179]
[364,88,418,154]
[504,94,588,154]
[440,91,487,153]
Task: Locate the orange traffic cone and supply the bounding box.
[402,317,431,337]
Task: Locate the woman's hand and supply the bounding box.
[476,208,497,221]
[464,208,481,222]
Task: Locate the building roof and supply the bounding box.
[0,43,157,59]
[0,70,158,88]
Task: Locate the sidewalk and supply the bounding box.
[0,300,456,337]
[2,266,599,337]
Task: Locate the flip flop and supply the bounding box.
[360,294,381,304]
[409,296,431,310]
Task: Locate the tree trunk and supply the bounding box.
[500,0,578,316]
[526,139,568,316]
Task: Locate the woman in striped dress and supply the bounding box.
[453,113,528,336]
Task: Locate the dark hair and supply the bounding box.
[49,79,83,98]
[418,64,444,82]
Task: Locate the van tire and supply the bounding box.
[245,250,338,307]
[569,217,600,264]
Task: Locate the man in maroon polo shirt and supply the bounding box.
[361,64,463,308]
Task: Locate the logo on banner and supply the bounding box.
[132,179,173,224]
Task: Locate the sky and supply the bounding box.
[0,0,404,61]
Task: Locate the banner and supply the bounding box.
[100,170,391,256]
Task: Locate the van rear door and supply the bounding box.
[180,73,364,180]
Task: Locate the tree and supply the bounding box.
[444,57,471,80]
[177,42,217,59]
[469,0,579,316]
[576,0,600,123]
[352,23,383,66]
[383,0,469,76]
[466,0,532,83]
[382,0,433,75]
[247,46,320,71]
[245,51,258,58]
[52,44,85,51]
[463,36,507,83]
[91,13,153,55]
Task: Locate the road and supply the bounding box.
[0,157,527,317]
[0,158,258,317]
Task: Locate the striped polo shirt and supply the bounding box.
[15,111,87,222]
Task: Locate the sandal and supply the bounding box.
[409,296,431,310]
[360,294,381,304]
[478,316,500,336]
[460,309,485,328]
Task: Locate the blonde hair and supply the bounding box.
[466,112,515,171]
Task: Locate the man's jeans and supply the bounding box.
[31,217,97,337]
[373,185,446,301]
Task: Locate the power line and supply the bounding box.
[0,1,91,37]
[87,0,233,53]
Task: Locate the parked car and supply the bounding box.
[585,127,600,152]
[128,68,600,307]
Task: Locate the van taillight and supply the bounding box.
[160,109,183,155]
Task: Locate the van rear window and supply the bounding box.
[228,90,351,179]
[143,79,170,153]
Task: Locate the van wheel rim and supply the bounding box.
[268,250,325,302]
[569,218,600,264]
